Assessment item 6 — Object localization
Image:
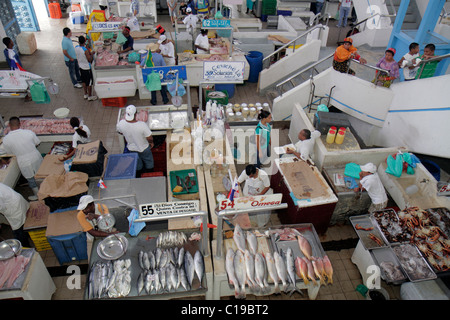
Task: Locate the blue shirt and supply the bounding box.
[62,36,77,62]
[123,35,134,51]
[151,52,166,67]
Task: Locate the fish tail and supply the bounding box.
[327,275,333,285]
[302,275,310,285]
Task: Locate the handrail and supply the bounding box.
[262,24,326,66]
[416,53,450,78]
[348,58,391,75]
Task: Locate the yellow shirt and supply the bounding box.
[77,203,109,232]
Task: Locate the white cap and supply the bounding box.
[125,105,136,121]
[77,195,94,210]
[158,35,167,44]
[360,163,377,174]
[186,7,192,12]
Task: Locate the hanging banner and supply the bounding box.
[203,61,245,81]
[90,21,122,31]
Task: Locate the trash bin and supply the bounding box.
[246,51,263,83]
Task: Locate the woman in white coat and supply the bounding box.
[0,117,42,200]
[0,183,30,247]
[237,164,273,227]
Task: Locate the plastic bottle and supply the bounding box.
[335,130,345,144]
[326,129,336,144]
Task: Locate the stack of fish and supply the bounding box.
[88,259,132,299]
[155,231,187,248]
[137,246,205,296]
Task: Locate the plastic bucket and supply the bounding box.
[215,83,235,98]
[245,51,263,83]
[420,159,441,181]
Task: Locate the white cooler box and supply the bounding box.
[94,76,137,99]
[70,11,84,24]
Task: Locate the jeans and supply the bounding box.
[315,2,324,15]
[151,85,169,105]
[133,145,154,171]
[65,59,81,85]
[338,6,351,27]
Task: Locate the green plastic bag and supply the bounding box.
[385,154,403,177]
[128,51,140,63]
[30,81,50,104]
[145,71,161,91]
[115,31,128,45]
[344,162,361,179]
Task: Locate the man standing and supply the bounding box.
[337,0,352,28]
[62,27,82,88]
[354,163,388,213]
[117,26,134,54]
[0,183,31,247]
[116,105,155,175]
[0,117,43,201]
[158,35,176,66]
[167,0,178,27]
[286,128,321,163]
[315,0,325,15]
[148,43,169,105]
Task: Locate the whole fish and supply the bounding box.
[254,253,269,294]
[302,257,318,286]
[168,248,176,266]
[233,249,247,299]
[155,247,162,268]
[184,251,195,287]
[286,248,303,296]
[166,266,173,291]
[323,255,334,284]
[295,257,309,285]
[145,271,153,294]
[265,252,280,294]
[179,267,190,291]
[274,251,289,293]
[312,257,326,285]
[244,250,257,291]
[154,269,162,293]
[160,249,169,269]
[137,271,145,295]
[297,234,313,260]
[177,247,185,269]
[233,224,246,253]
[225,248,241,299]
[168,265,179,291]
[194,250,205,288]
[246,231,258,255]
[143,252,150,270]
[148,250,156,271]
[138,250,144,269]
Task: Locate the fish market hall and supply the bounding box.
[0,0,450,302]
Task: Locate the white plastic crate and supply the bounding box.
[94,76,137,99]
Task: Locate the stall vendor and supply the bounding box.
[195,29,210,54]
[286,129,321,163]
[77,195,118,238]
[117,26,134,54]
[353,163,388,213]
[60,117,91,161]
[237,164,273,227]
[158,35,176,66]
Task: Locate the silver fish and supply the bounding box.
[247,231,258,255]
[233,224,246,252]
[254,253,269,294]
[274,251,289,293]
[179,267,190,291]
[265,252,280,294]
[184,251,195,287]
[143,251,150,270]
[138,250,144,269]
[148,250,156,271]
[169,264,179,291]
[244,250,257,291]
[145,271,153,294]
[160,249,169,269]
[286,248,303,296]
[155,247,162,268]
[137,271,145,295]
[168,248,176,266]
[225,248,241,299]
[154,269,162,294]
[233,249,247,299]
[177,247,185,269]
[165,266,173,291]
[194,250,204,288]
[160,266,167,291]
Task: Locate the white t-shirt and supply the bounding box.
[340,0,352,8]
[401,52,420,80]
[293,130,321,161]
[183,14,199,34]
[116,120,152,153]
[159,41,176,66]
[99,0,108,6]
[72,124,91,148]
[360,173,388,205]
[75,45,90,70]
[0,183,29,230]
[237,168,272,196]
[195,34,209,54]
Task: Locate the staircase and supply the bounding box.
[387,0,421,29]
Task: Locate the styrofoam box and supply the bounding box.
[16,32,37,55]
[94,76,137,99]
[400,281,450,300]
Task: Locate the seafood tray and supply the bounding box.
[425,207,450,238]
[391,243,436,282]
[349,215,387,250]
[86,230,207,300]
[371,209,412,244]
[369,247,407,285]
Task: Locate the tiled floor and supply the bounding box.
[0,9,405,301]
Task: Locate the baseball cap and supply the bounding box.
[125,105,136,121]
[77,195,94,210]
[158,35,167,44]
[360,163,377,174]
[186,7,192,12]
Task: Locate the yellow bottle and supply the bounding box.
[326,129,336,144]
[335,130,345,144]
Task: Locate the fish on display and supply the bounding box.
[145,271,153,294]
[177,247,185,269]
[137,271,145,295]
[244,250,257,291]
[297,234,313,260]
[265,252,280,294]
[179,267,190,291]
[302,257,318,286]
[155,247,162,268]
[233,224,247,253]
[254,253,269,294]
[274,251,289,293]
[184,250,196,288]
[286,248,303,296]
[143,251,151,270]
[233,249,247,299]
[225,248,241,299]
[295,257,309,285]
[322,255,334,284]
[148,250,156,271]
[312,257,327,285]
[246,231,258,255]
[194,250,205,288]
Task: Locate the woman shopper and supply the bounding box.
[255,110,272,168]
[373,48,400,88]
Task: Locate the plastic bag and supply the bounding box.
[167,79,186,96]
[145,71,161,91]
[30,81,50,104]
[128,51,140,63]
[115,31,128,45]
[385,154,404,177]
[127,208,146,236]
[127,16,141,32]
[344,162,362,179]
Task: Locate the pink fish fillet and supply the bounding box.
[301,257,317,286]
[294,257,309,285]
[322,255,334,284]
[297,235,312,260]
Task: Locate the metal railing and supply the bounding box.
[262,24,327,69]
[416,53,450,78]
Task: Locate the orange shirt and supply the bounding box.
[334,44,360,62]
[77,203,109,232]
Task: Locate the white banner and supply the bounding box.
[203,61,245,82]
[218,194,283,211]
[139,200,200,220]
[90,21,122,31]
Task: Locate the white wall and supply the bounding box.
[258,39,321,93]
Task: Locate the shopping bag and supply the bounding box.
[30,81,50,104]
[344,162,362,179]
[385,154,403,178]
[128,51,140,63]
[115,31,128,45]
[167,79,186,96]
[145,71,161,91]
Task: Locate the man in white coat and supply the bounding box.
[0,183,30,247]
[0,117,42,200]
[354,162,388,213]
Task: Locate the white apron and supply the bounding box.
[0,184,29,230]
[242,176,273,227]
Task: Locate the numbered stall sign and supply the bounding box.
[219,194,283,211]
[139,200,200,221]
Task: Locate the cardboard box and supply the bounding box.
[73,140,100,164]
[45,210,83,237]
[35,154,65,179]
